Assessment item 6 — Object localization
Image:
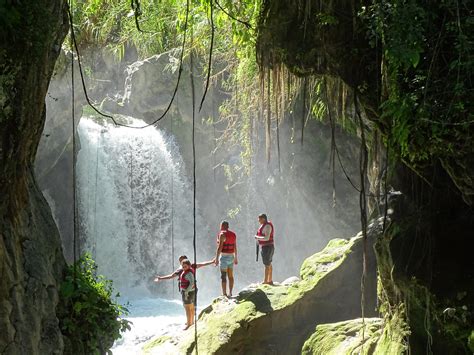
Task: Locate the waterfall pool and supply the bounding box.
[111,297,184,354]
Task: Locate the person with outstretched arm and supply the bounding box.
[154,255,214,329]
[254,213,274,285]
[154,255,214,283]
[214,221,238,297]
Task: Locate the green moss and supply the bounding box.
[142,335,172,353]
[302,312,409,355]
[144,236,360,354]
[302,318,383,355]
[374,307,410,355]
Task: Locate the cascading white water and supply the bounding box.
[77,115,208,352]
[77,115,200,296]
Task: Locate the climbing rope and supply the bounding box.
[70,0,78,282]
[169,106,175,295]
[92,129,101,257]
[189,16,199,353]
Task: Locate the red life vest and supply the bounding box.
[217,229,237,253]
[257,221,274,246]
[179,267,195,291]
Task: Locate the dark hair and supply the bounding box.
[182,259,191,266]
[221,220,229,229]
[179,255,188,261]
[258,213,267,221]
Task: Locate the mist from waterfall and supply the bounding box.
[76,115,211,299]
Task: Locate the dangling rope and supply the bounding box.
[324,78,337,208]
[70,0,78,282]
[66,1,189,129]
[169,108,175,295]
[129,141,135,256]
[301,77,307,146]
[355,91,369,341]
[189,8,199,353]
[198,0,214,112]
[92,129,101,258]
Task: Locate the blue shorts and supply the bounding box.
[219,254,235,270]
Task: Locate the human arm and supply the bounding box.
[254,225,272,241]
[195,259,216,268]
[234,242,238,265]
[154,269,180,282]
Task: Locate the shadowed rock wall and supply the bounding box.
[0,1,68,353]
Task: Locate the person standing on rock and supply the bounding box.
[154,255,214,329]
[214,221,238,297]
[255,213,274,285]
[178,259,196,329]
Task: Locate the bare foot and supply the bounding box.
[183,324,191,330]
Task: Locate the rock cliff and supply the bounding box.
[0,1,68,353]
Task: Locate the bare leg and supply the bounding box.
[221,270,227,296]
[184,304,192,329]
[189,303,195,326]
[227,268,234,296]
[264,265,273,284]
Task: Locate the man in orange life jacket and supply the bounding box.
[255,213,274,285]
[214,221,238,297]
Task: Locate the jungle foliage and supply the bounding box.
[361,0,473,169]
[58,254,130,354]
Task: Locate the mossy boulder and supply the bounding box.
[302,314,409,355]
[144,231,378,354]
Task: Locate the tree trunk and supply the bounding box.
[0,1,69,353]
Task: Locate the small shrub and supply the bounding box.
[58,253,131,354]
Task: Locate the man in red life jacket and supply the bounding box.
[255,213,274,285]
[214,221,238,297]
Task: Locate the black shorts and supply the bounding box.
[261,245,274,266]
[181,290,196,305]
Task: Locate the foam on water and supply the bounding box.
[111,297,183,354]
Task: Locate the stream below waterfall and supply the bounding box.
[111,298,183,354]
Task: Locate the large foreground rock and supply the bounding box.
[144,231,378,354]
[302,317,408,355]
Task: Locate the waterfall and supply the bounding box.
[77,115,198,297]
